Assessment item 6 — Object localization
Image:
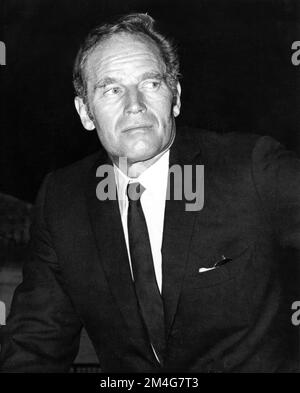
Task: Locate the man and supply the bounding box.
[0,13,299,373]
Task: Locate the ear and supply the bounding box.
[173,82,181,118]
[74,96,95,131]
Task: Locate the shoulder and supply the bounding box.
[176,126,263,166]
[37,150,105,212]
[175,127,297,187]
[176,126,292,160]
[51,151,104,184]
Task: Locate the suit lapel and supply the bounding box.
[84,129,203,359]
[85,152,156,363]
[162,131,202,339]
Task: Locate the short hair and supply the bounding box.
[73,13,180,108]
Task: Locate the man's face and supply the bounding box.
[75,33,181,165]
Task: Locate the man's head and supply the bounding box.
[73,13,181,166]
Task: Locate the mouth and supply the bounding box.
[122,124,153,133]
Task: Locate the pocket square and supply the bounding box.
[198,266,216,273]
[198,255,233,274]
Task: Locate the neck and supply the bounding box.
[112,128,176,178]
[111,149,167,178]
[127,153,165,178]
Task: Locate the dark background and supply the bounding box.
[1,0,299,203]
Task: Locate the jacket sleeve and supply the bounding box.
[0,174,83,372]
[251,135,300,250]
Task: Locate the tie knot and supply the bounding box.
[127,182,145,202]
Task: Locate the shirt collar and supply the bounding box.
[114,149,170,202]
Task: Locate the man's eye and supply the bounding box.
[103,86,122,96]
[142,80,161,90]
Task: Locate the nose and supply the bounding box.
[124,87,146,115]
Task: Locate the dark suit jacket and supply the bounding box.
[0,128,299,372]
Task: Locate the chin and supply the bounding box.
[127,148,158,164]
[126,141,159,162]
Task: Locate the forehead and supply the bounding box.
[85,33,166,84]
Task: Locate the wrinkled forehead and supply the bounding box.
[84,32,166,84]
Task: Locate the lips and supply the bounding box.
[122,124,153,133]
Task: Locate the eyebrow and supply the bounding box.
[140,72,165,81]
[94,72,165,91]
[94,77,118,91]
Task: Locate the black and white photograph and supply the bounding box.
[0,0,299,376]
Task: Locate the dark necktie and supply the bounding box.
[127,182,166,364]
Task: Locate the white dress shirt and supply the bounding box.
[113,150,170,294]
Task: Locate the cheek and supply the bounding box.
[147,98,173,123]
[156,106,174,130]
[93,105,119,134]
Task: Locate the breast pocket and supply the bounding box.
[186,243,253,289]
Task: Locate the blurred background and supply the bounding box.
[0,0,299,371]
